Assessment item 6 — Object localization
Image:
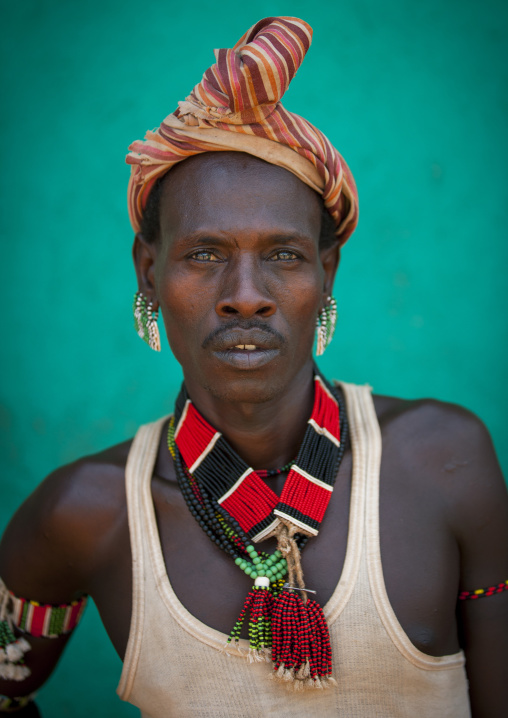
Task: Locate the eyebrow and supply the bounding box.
[174,231,316,247]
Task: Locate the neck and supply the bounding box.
[183,362,316,470]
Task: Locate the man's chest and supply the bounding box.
[93,414,461,661]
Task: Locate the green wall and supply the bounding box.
[1,0,507,715]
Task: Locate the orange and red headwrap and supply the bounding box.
[126,16,359,245]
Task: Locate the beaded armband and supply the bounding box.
[459,579,508,600]
[4,590,87,639]
[0,578,87,681]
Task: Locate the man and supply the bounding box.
[1,16,507,718]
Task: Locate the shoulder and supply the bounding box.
[371,392,508,563]
[371,392,497,462]
[0,439,134,601]
[41,440,132,518]
[23,439,132,542]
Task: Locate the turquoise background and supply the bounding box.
[1,0,507,715]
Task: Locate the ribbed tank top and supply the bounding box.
[117,382,471,717]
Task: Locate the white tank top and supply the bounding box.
[117,382,470,717]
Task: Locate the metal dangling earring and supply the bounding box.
[133,291,161,352]
[315,296,337,356]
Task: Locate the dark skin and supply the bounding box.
[1,153,507,717]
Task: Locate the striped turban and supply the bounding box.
[126,16,359,245]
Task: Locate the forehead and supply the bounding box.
[158,152,322,241]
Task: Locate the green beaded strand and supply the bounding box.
[235,546,287,582]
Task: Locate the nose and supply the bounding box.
[215,254,276,319]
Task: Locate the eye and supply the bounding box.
[268,249,300,261]
[189,250,221,262]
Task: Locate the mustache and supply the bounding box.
[202,319,286,350]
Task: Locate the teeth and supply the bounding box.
[234,344,257,350]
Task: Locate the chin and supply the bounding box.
[195,355,313,404]
[200,375,286,404]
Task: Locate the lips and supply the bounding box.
[206,328,282,370]
[214,346,279,370]
[205,328,281,353]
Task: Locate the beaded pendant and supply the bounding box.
[168,369,348,688]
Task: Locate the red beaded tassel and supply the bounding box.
[270,521,336,689]
[271,591,334,688]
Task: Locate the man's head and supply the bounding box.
[127,16,358,247]
[133,152,340,405]
[130,15,357,408]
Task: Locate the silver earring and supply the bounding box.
[133,291,161,352]
[315,296,337,356]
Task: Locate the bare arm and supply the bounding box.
[443,411,508,717]
[0,451,127,711]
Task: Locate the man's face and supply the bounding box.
[143,152,337,405]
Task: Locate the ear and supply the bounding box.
[319,242,341,304]
[133,233,159,307]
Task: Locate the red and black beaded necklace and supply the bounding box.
[168,368,349,688]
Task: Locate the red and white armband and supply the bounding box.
[0,578,87,681]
